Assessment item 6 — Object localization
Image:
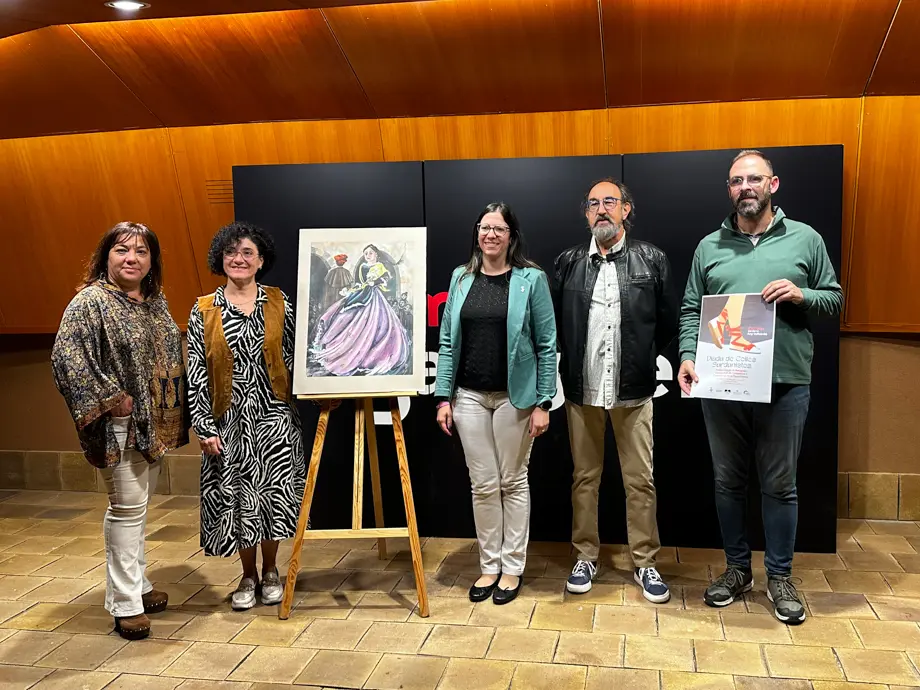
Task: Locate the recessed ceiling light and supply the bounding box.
[105,1,151,10]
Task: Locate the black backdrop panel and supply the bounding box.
[232,162,425,531]
[622,146,842,553]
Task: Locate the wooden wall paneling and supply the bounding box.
[0,129,201,332]
[601,0,898,107]
[0,25,162,139]
[72,11,375,128]
[0,16,44,39]
[867,0,920,96]
[379,110,610,161]
[167,119,385,293]
[324,0,606,118]
[846,96,920,331]
[607,98,862,295]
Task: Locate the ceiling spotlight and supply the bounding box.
[105,1,151,10]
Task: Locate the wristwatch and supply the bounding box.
[539,400,552,410]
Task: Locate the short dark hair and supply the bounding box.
[731,149,774,175]
[464,202,540,275]
[584,177,636,231]
[79,221,163,299]
[207,221,276,279]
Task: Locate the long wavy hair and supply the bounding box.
[463,202,539,275]
[79,221,163,299]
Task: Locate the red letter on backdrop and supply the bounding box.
[427,292,448,327]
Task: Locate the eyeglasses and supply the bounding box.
[223,247,259,261]
[586,197,621,212]
[478,224,510,236]
[727,174,773,188]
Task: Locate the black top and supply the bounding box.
[455,271,510,393]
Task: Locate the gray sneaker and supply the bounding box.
[231,576,258,610]
[261,568,284,606]
[767,575,806,625]
[704,565,753,607]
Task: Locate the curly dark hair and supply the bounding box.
[79,222,163,299]
[207,221,276,279]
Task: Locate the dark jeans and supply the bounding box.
[700,385,810,577]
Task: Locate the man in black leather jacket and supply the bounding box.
[553,178,677,603]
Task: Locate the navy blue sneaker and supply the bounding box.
[635,567,670,603]
[566,560,597,594]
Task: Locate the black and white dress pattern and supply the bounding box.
[187,285,305,557]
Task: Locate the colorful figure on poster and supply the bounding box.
[323,253,352,310]
[310,244,411,376]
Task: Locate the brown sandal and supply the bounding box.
[114,613,151,640]
[142,589,169,614]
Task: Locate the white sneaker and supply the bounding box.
[261,569,283,606]
[232,576,257,610]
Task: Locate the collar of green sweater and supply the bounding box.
[721,206,786,238]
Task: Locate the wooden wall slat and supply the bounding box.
[867,0,920,96]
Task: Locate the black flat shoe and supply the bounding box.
[469,577,500,602]
[493,577,523,605]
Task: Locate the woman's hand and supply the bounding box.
[110,395,133,417]
[436,404,453,436]
[529,407,549,438]
[200,435,223,456]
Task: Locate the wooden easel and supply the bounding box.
[279,393,430,619]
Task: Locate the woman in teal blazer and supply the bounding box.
[434,202,557,605]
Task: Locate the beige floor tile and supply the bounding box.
[296,618,373,650]
[420,624,494,658]
[296,649,382,687]
[228,645,317,683]
[434,553,480,575]
[840,551,904,572]
[3,602,87,630]
[720,612,792,645]
[884,572,920,597]
[337,549,396,571]
[167,682,249,690]
[436,657,514,690]
[348,592,416,623]
[232,613,311,646]
[146,561,202,584]
[0,627,16,642]
[868,519,920,536]
[170,612,251,643]
[561,582,624,605]
[0,630,70,664]
[554,630,623,666]
[0,665,54,689]
[812,683,886,690]
[99,638,192,674]
[894,553,920,574]
[16,578,97,604]
[787,618,862,648]
[835,535,863,553]
[804,592,878,619]
[586,667,658,690]
[291,568,350,593]
[423,537,476,553]
[337,570,402,593]
[57,523,108,539]
[487,626,559,662]
[624,635,694,671]
[54,606,115,635]
[867,594,920,621]
[468,596,535,628]
[356,620,431,653]
[622,583,684,609]
[853,618,920,650]
[365,652,448,690]
[395,571,458,599]
[5,537,76,555]
[178,561,243,586]
[530,601,595,632]
[657,609,723,640]
[148,610,195,639]
[1,574,53,599]
[103,674,183,689]
[855,534,917,554]
[792,553,845,570]
[694,639,767,676]
[594,604,657,635]
[32,556,103,579]
[677,548,726,565]
[293,547,350,569]
[0,554,61,575]
[34,632,126,670]
[836,647,920,685]
[408,596,473,625]
[763,644,844,680]
[182,584,235,608]
[661,671,735,689]
[161,640,254,680]
[294,590,363,619]
[144,543,204,561]
[30,669,118,690]
[511,662,586,690]
[754,568,830,593]
[824,570,894,595]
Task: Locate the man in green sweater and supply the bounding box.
[677,150,843,626]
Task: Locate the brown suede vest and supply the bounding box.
[196,285,291,419]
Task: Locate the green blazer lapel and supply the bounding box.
[507,268,530,360]
[450,271,474,351]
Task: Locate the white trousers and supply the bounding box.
[452,388,534,576]
[98,416,161,617]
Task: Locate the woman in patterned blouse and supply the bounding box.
[52,222,190,640]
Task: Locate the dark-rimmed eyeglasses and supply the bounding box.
[586,197,621,212]
[478,224,510,236]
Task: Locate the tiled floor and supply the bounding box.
[1,489,920,689]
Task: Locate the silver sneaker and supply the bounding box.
[261,568,283,606]
[232,576,258,610]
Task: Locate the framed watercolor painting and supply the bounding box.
[292,227,428,396]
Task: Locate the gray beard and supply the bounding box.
[735,194,770,219]
[591,221,621,244]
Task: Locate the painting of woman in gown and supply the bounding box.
[310,244,412,377]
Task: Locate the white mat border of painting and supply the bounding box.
[292,226,428,396]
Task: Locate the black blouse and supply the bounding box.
[455,271,510,393]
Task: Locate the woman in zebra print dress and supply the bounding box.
[187,222,305,611]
